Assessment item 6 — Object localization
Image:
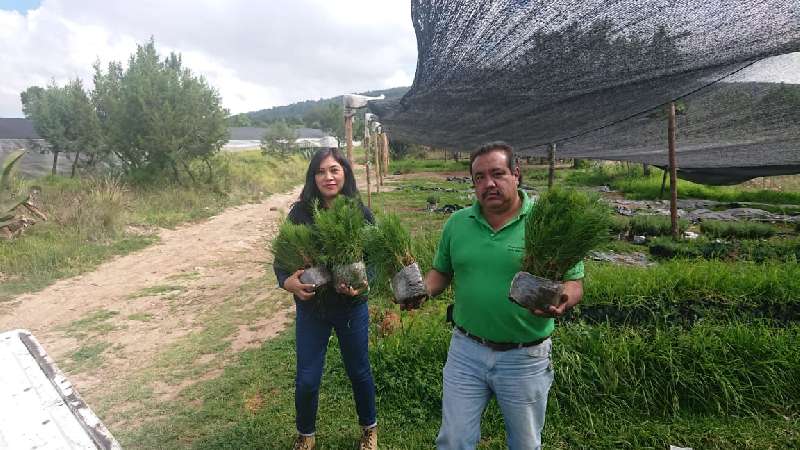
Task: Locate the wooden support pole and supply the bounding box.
[382,133,390,178]
[668,101,679,241]
[345,114,354,163]
[375,133,381,191]
[547,143,556,189]
[365,134,372,209]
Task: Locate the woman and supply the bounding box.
[274,148,377,450]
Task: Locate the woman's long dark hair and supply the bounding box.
[299,148,359,207]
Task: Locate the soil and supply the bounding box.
[0,185,303,400]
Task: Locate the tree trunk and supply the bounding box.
[71,150,81,178]
[51,150,59,176]
[547,143,556,189]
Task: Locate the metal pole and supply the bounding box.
[547,143,556,189]
[668,101,679,241]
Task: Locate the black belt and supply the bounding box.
[455,325,548,352]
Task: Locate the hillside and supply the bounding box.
[238,86,408,125]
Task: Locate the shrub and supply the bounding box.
[629,214,688,236]
[524,188,611,279]
[700,219,776,239]
[271,220,318,273]
[609,215,630,235]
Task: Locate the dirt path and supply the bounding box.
[0,186,303,403]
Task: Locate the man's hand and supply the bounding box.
[531,280,583,318]
[283,269,317,301]
[335,281,368,297]
[400,269,451,311]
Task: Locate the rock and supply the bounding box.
[633,235,647,244]
[683,231,699,239]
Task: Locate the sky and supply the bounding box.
[0,0,418,117]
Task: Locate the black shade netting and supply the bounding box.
[370,0,800,185]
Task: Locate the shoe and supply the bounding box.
[358,425,377,450]
[292,434,315,450]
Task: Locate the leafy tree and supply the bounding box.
[227,113,253,127]
[20,79,101,177]
[303,103,342,140]
[260,120,298,156]
[92,38,229,183]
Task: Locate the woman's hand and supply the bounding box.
[283,269,317,301]
[335,281,368,297]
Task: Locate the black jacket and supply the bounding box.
[273,199,375,310]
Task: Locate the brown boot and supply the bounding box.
[292,433,315,450]
[358,425,377,450]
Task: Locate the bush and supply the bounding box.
[700,219,776,239]
[629,214,688,236]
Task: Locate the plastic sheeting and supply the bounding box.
[371,0,800,184]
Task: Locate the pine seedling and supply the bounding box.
[271,220,318,273]
[313,196,367,267]
[523,188,611,280]
[364,213,415,279]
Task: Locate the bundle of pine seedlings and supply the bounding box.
[314,196,369,289]
[364,213,426,305]
[271,219,330,287]
[509,188,611,311]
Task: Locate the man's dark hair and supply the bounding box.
[299,147,359,206]
[469,141,523,185]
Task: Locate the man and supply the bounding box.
[422,142,584,450]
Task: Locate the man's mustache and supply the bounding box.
[482,189,501,198]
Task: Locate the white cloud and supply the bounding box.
[0,0,417,117]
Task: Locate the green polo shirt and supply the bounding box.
[433,190,584,343]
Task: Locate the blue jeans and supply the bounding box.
[436,329,554,450]
[294,300,377,435]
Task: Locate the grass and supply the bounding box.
[648,236,800,262]
[129,285,187,299]
[0,151,307,301]
[389,158,470,174]
[629,214,689,236]
[66,342,113,373]
[700,219,777,239]
[567,163,800,205]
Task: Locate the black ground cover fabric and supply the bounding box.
[371,0,800,184]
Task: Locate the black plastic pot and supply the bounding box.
[390,262,427,305]
[299,265,331,288]
[508,271,563,311]
[333,261,368,289]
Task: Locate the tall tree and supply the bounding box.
[92,38,229,182]
[260,120,298,156]
[20,80,101,177]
